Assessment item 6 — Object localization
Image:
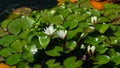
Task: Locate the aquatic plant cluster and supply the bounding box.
[0,0,120,68]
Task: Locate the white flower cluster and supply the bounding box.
[43,24,67,40]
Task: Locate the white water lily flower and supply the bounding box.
[91,16,97,25]
[57,30,67,39]
[43,24,56,36]
[87,45,95,56]
[31,45,38,54]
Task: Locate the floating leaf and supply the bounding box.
[99,17,110,23]
[104,9,118,17]
[8,17,34,35]
[16,61,29,68]
[64,56,82,68]
[0,35,17,47]
[104,3,120,9]
[22,47,34,62]
[46,46,62,56]
[38,36,50,49]
[45,59,62,68]
[50,15,63,25]
[99,24,109,34]
[8,19,21,35]
[92,55,110,64]
[0,48,16,57]
[95,44,108,54]
[10,40,27,52]
[63,20,78,29]
[20,16,35,29]
[78,14,90,22]
[6,54,22,65]
[1,19,12,28]
[84,37,99,45]
[66,41,77,52]
[18,30,32,40]
[110,52,120,65]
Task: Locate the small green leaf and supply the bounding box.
[99,17,110,23]
[18,30,31,40]
[50,15,63,25]
[111,52,120,65]
[63,20,78,29]
[109,36,118,45]
[92,55,110,64]
[99,24,109,34]
[104,9,118,17]
[16,61,29,68]
[0,48,16,57]
[95,45,108,54]
[8,19,21,35]
[10,40,27,52]
[64,56,82,68]
[104,4,120,9]
[38,36,50,49]
[46,46,62,56]
[79,14,90,22]
[0,35,17,47]
[22,48,34,62]
[1,19,12,28]
[45,59,62,68]
[91,9,100,17]
[84,37,99,45]
[6,54,22,65]
[66,41,77,51]
[20,16,35,29]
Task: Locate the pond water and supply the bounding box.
[0,0,57,21]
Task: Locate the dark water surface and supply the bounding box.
[0,0,57,21]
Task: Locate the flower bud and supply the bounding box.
[87,45,95,56]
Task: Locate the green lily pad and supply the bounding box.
[46,46,62,57]
[66,41,77,52]
[0,35,17,47]
[6,54,22,65]
[0,48,16,57]
[45,59,62,68]
[10,40,27,52]
[8,17,34,35]
[92,55,110,65]
[63,56,82,68]
[38,36,50,49]
[99,24,109,34]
